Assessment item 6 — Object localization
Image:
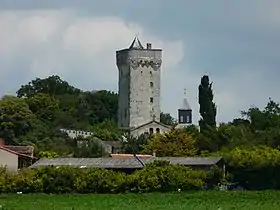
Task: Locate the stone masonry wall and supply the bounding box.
[117,47,162,129]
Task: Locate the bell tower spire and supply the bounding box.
[176,88,192,129]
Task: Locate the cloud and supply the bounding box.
[0,9,187,120]
[1,2,280,125]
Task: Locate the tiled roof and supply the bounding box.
[102,141,122,148]
[130,120,171,131]
[29,156,223,169]
[4,146,34,157]
[0,146,34,159]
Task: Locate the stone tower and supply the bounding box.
[176,89,192,129]
[116,37,162,131]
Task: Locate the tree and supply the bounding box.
[142,129,197,157]
[122,132,151,154]
[160,112,176,125]
[92,120,122,141]
[198,75,217,129]
[26,93,59,121]
[0,95,35,143]
[16,75,80,98]
[73,137,106,158]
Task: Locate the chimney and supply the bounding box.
[147,43,152,49]
[0,138,5,147]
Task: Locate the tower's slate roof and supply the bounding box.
[129,36,144,49]
[180,98,191,110]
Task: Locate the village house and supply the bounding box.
[0,138,35,172]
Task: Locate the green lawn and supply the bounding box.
[0,191,280,210]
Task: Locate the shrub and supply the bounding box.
[0,164,220,194]
[130,165,207,192]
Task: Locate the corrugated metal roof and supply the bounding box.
[29,156,223,169]
[29,157,143,169]
[140,157,223,166]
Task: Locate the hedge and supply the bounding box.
[220,146,280,189]
[0,163,223,194]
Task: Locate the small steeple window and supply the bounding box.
[187,116,190,123]
[180,116,184,123]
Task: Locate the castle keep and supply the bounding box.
[116,37,170,136]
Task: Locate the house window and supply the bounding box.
[150,97,153,103]
[187,115,190,123]
[180,116,184,123]
[156,128,160,133]
[149,128,154,134]
[150,82,153,87]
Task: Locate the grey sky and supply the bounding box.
[0,0,280,124]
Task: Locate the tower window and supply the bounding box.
[150,82,153,87]
[150,97,154,103]
[150,71,153,76]
[156,128,160,133]
[180,116,184,123]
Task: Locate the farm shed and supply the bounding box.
[29,156,224,173]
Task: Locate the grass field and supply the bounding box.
[0,191,280,210]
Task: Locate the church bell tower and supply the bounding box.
[176,89,192,128]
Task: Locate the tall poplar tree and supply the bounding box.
[198,75,217,129]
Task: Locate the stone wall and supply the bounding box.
[117,47,162,129]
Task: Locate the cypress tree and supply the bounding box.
[198,75,217,129]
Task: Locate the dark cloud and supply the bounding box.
[1,1,280,123]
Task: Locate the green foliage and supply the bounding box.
[16,75,80,98]
[142,129,197,157]
[130,165,206,192]
[73,137,106,158]
[0,75,119,156]
[0,164,219,194]
[92,120,122,141]
[123,132,151,154]
[198,75,217,129]
[0,95,35,142]
[160,112,176,125]
[26,93,59,121]
[38,151,59,158]
[219,146,280,189]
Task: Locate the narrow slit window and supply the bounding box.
[150,97,154,103]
